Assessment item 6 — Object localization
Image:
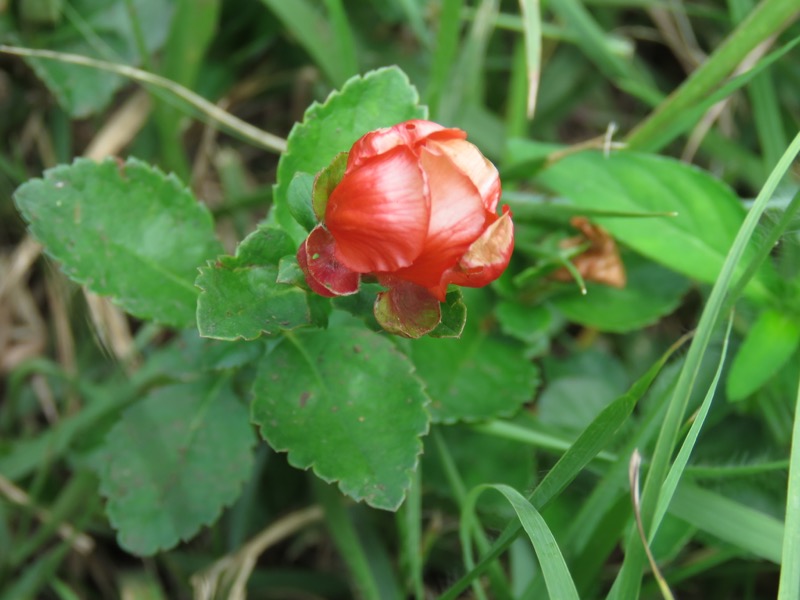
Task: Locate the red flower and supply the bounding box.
[297,120,513,337]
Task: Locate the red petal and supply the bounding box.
[298,226,360,296]
[425,138,501,212]
[325,146,429,273]
[373,280,441,338]
[391,146,487,298]
[445,207,514,289]
[347,120,450,170]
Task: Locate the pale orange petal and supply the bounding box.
[445,207,514,289]
[425,138,501,212]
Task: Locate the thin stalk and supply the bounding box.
[0,45,287,154]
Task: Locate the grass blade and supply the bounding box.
[461,484,580,600]
[607,128,800,600]
[313,480,393,600]
[626,0,800,151]
[438,334,687,600]
[437,0,499,122]
[397,468,424,599]
[321,0,359,78]
[258,0,354,86]
[426,0,463,118]
[517,0,542,119]
[432,429,514,600]
[548,0,660,105]
[649,314,734,542]
[670,482,783,563]
[778,370,800,599]
[729,0,788,174]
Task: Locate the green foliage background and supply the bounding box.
[1,1,800,599]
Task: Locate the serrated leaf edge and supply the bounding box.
[98,382,256,555]
[253,333,432,511]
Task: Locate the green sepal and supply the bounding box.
[428,290,467,338]
[287,172,317,231]
[312,151,349,222]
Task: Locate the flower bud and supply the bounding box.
[296,119,513,337]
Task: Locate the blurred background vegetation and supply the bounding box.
[1,0,800,598]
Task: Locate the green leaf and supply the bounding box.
[251,326,430,510]
[726,308,800,401]
[429,289,467,338]
[550,252,691,332]
[18,0,174,117]
[136,330,264,382]
[670,482,784,563]
[196,226,311,340]
[99,376,255,556]
[436,335,686,600]
[411,325,539,423]
[273,66,427,242]
[779,367,800,599]
[461,484,580,600]
[536,151,777,302]
[287,172,317,232]
[312,151,348,222]
[14,157,222,328]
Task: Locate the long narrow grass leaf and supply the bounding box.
[437,0,499,122]
[432,429,514,600]
[607,128,800,599]
[461,484,580,600]
[729,0,788,172]
[627,32,800,153]
[517,0,542,119]
[548,0,660,105]
[259,0,350,86]
[778,372,800,599]
[649,314,734,541]
[670,482,783,563]
[438,334,687,600]
[626,0,800,151]
[398,468,424,600]
[426,0,463,117]
[313,480,385,600]
[322,0,359,78]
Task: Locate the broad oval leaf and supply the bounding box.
[14,157,222,328]
[411,327,539,424]
[251,326,430,510]
[272,66,427,242]
[535,151,777,302]
[99,376,255,556]
[726,308,800,401]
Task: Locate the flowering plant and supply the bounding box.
[297,119,514,337]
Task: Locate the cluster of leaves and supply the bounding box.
[2,1,800,599]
